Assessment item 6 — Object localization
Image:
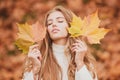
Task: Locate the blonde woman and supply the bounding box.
[23,6,98,80]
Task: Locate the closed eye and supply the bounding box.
[47,20,53,26]
[58,20,64,23]
[57,17,66,23]
[47,22,52,26]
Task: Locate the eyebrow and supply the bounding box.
[47,17,65,22]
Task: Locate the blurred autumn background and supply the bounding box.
[0,0,120,80]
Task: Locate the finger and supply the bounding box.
[32,49,40,53]
[71,46,79,53]
[71,46,87,54]
[71,46,78,50]
[72,43,78,46]
[29,44,39,52]
[30,50,42,61]
[72,43,83,48]
[72,43,82,47]
[79,40,86,47]
[28,53,41,63]
[73,48,82,53]
[28,50,40,57]
[76,40,87,48]
[30,56,41,66]
[72,43,87,51]
[75,39,84,43]
[29,48,40,55]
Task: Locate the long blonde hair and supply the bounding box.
[24,6,97,80]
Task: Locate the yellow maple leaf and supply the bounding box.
[86,28,110,44]
[68,13,83,37]
[15,39,34,54]
[15,22,46,54]
[68,11,110,44]
[82,11,101,34]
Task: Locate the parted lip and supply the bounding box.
[51,28,60,33]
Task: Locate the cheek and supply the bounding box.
[63,29,68,36]
[59,23,68,35]
[60,22,68,28]
[60,26,68,36]
[47,26,52,34]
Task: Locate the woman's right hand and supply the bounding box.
[28,44,42,75]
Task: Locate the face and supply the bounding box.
[46,11,69,40]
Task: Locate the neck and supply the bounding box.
[53,38,67,46]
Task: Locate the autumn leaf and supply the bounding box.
[15,21,46,54]
[81,11,110,44]
[86,28,110,44]
[68,13,83,37]
[68,11,110,44]
[32,21,46,42]
[15,39,34,54]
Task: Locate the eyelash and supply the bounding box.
[47,23,52,26]
[58,20,64,23]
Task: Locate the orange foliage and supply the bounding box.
[0,0,120,80]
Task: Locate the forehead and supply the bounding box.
[47,11,65,20]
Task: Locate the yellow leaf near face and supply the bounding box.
[15,22,46,54]
[31,21,46,42]
[17,23,34,41]
[15,23,34,54]
[67,26,81,37]
[68,13,83,37]
[86,28,110,44]
[82,11,101,35]
[68,10,110,44]
[15,39,34,54]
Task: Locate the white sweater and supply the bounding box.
[23,43,97,80]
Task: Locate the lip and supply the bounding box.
[51,28,60,33]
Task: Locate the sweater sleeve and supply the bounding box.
[22,71,34,80]
[75,65,93,80]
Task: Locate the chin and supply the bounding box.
[51,36,61,40]
[50,33,67,40]
[51,36,67,41]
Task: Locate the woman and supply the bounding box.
[23,6,98,80]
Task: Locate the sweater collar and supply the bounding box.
[52,43,65,53]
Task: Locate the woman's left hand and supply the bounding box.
[71,39,87,70]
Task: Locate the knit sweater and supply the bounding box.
[23,43,97,80]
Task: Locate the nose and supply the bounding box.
[52,21,57,28]
[52,24,57,28]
